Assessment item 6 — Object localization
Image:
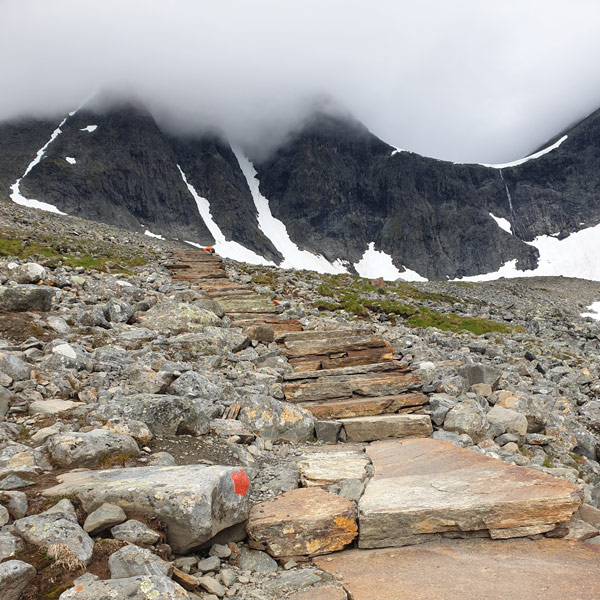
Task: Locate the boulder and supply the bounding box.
[340,414,432,443]
[83,503,127,534]
[43,464,251,554]
[29,399,85,415]
[59,575,192,599]
[168,371,222,400]
[443,398,487,442]
[11,262,46,284]
[459,363,501,389]
[358,438,582,548]
[0,560,37,600]
[247,488,357,557]
[0,353,31,381]
[238,395,315,443]
[0,532,24,560]
[108,545,172,578]
[47,430,140,468]
[13,512,94,564]
[110,519,161,545]
[0,284,54,312]
[297,450,370,487]
[487,405,528,439]
[139,302,221,333]
[90,394,213,436]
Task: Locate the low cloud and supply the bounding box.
[1,0,600,162]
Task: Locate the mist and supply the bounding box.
[1,0,600,163]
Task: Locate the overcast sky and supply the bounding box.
[1,0,600,163]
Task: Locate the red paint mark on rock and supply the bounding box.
[232,470,250,496]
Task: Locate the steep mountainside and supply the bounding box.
[1,101,600,280]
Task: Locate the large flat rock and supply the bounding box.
[314,539,600,600]
[42,465,251,554]
[297,450,370,487]
[247,488,357,558]
[358,438,582,548]
[341,414,432,443]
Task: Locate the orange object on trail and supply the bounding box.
[203,246,216,253]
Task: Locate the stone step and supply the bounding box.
[283,360,409,381]
[171,272,227,281]
[283,371,422,403]
[218,298,282,314]
[358,438,582,549]
[299,392,429,419]
[233,317,303,336]
[246,488,358,558]
[279,333,395,372]
[339,414,432,443]
[314,539,600,600]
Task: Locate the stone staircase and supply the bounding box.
[167,250,433,443]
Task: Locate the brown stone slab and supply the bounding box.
[283,361,409,381]
[247,488,357,558]
[299,392,429,419]
[358,438,582,548]
[297,450,370,487]
[281,334,393,358]
[283,372,421,403]
[341,414,432,443]
[314,539,600,600]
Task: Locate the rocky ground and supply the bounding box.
[1,201,600,599]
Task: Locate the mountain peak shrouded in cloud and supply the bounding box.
[1,0,600,164]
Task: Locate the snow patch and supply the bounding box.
[232,148,348,274]
[144,230,164,240]
[178,166,274,266]
[355,242,427,282]
[390,148,404,157]
[582,302,600,321]
[481,135,568,169]
[65,157,76,165]
[10,116,69,215]
[455,220,600,282]
[489,213,512,234]
[80,125,97,133]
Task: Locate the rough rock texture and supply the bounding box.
[340,414,432,442]
[297,450,370,487]
[358,438,582,548]
[0,560,37,600]
[314,539,600,600]
[13,513,94,564]
[247,488,358,557]
[110,519,161,545]
[47,430,140,468]
[0,284,54,312]
[43,465,251,553]
[108,545,173,579]
[83,503,127,534]
[58,575,192,599]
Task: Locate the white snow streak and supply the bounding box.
[144,230,164,240]
[232,148,348,274]
[80,125,97,133]
[354,242,427,282]
[65,157,76,165]
[9,116,69,214]
[481,135,568,169]
[582,302,600,321]
[178,165,274,266]
[489,212,512,234]
[455,220,600,282]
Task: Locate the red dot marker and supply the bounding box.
[231,470,250,496]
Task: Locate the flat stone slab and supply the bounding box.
[297,450,370,487]
[314,539,600,600]
[247,488,357,558]
[358,438,582,548]
[287,585,348,600]
[42,465,251,554]
[340,415,432,443]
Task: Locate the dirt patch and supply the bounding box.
[0,312,55,343]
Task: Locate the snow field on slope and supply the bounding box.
[354,242,427,281]
[489,213,512,234]
[232,148,348,274]
[480,135,569,169]
[178,166,274,266]
[455,220,600,283]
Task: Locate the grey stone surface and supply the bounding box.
[47,429,140,468]
[110,519,161,545]
[59,575,192,599]
[0,532,24,560]
[108,545,172,578]
[443,398,487,442]
[43,464,251,554]
[84,503,127,534]
[0,560,37,600]
[0,353,31,381]
[238,395,315,443]
[13,513,94,564]
[487,405,528,438]
[0,284,54,312]
[237,547,278,573]
[90,394,213,436]
[168,370,222,400]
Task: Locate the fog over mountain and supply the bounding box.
[2,0,600,163]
